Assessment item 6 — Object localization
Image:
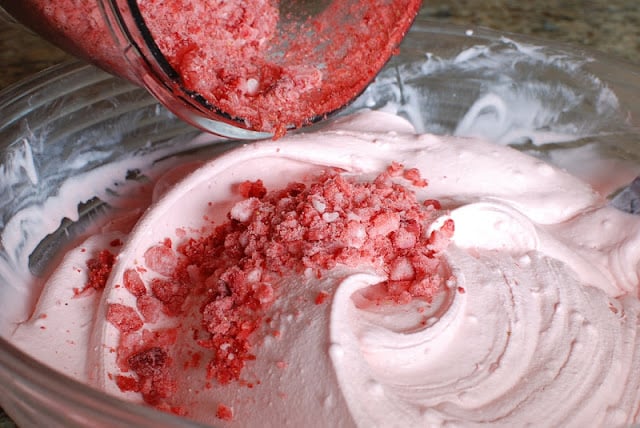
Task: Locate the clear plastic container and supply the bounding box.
[1,17,640,428]
[0,0,420,138]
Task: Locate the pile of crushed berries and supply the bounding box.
[88,162,454,418]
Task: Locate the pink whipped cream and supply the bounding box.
[7,111,640,426]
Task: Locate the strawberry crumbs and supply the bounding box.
[84,162,455,417]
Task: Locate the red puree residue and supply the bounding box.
[137,0,422,135]
[5,0,419,136]
[94,163,454,419]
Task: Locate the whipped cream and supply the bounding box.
[7,110,640,426]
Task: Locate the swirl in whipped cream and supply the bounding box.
[10,110,640,427]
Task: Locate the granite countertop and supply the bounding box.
[1,1,639,427]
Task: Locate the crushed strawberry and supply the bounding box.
[115,374,140,392]
[78,249,115,294]
[403,168,428,187]
[238,179,267,198]
[105,161,454,417]
[128,347,175,405]
[216,403,234,421]
[124,268,146,297]
[106,303,144,333]
[144,244,183,277]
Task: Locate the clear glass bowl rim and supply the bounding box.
[0,17,639,428]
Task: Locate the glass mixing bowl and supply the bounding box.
[1,18,639,428]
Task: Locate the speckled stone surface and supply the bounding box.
[419,0,640,63]
[1,1,640,427]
